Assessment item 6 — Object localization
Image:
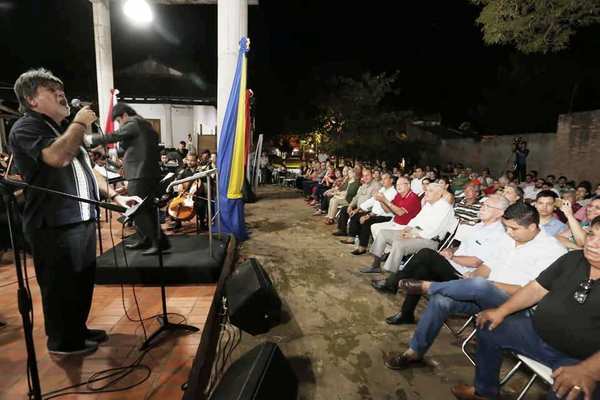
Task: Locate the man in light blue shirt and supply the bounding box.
[535,190,566,237]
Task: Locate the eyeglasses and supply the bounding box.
[574,279,593,304]
[481,203,503,210]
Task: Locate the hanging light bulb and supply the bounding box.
[123,0,154,25]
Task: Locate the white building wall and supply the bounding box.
[193,105,217,136]
[128,103,216,148]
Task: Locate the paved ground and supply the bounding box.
[235,185,546,400]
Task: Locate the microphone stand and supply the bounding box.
[137,196,199,351]
[0,178,127,400]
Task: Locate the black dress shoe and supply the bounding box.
[385,312,416,325]
[142,238,171,256]
[351,249,367,255]
[398,279,425,295]
[48,340,98,356]
[371,279,396,294]
[384,353,424,370]
[85,329,108,343]
[359,266,382,273]
[125,239,151,250]
[332,231,347,237]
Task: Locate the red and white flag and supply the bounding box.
[104,88,119,134]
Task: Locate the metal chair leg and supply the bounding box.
[500,360,523,386]
[516,373,538,400]
[461,328,477,366]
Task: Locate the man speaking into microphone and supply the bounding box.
[9,68,140,355]
[88,103,168,255]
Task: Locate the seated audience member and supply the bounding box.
[479,168,493,189]
[317,167,347,216]
[523,177,544,202]
[502,183,524,204]
[372,194,510,325]
[454,183,482,226]
[535,190,566,237]
[361,182,454,274]
[576,181,593,207]
[369,176,421,240]
[384,203,567,371]
[596,183,600,197]
[343,173,397,255]
[558,196,600,250]
[324,169,359,225]
[555,175,568,194]
[411,167,425,196]
[519,173,534,189]
[332,168,381,237]
[451,170,470,196]
[452,216,600,400]
[437,178,455,205]
[555,189,581,223]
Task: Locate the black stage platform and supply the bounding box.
[96,235,229,285]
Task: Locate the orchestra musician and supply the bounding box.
[88,103,169,255]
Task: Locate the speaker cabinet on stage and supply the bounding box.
[225,258,281,335]
[209,342,298,400]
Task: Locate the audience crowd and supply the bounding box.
[284,157,600,400]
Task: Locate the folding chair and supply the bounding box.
[499,354,554,400]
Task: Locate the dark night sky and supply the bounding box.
[1,0,600,136]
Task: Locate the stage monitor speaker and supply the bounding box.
[209,342,297,400]
[225,258,281,335]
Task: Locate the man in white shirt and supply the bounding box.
[344,173,397,255]
[373,195,510,325]
[361,183,455,273]
[411,167,425,196]
[384,202,566,370]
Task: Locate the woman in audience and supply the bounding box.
[558,196,600,249]
[324,169,359,225]
[437,178,455,205]
[315,167,347,215]
[502,183,524,204]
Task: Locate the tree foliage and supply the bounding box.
[313,72,414,160]
[469,0,600,53]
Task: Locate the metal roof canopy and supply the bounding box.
[151,0,259,5]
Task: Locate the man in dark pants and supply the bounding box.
[90,103,167,255]
[372,194,509,325]
[9,68,137,355]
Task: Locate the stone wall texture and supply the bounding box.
[416,109,600,184]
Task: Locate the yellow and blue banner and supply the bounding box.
[217,37,250,240]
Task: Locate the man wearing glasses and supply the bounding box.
[452,215,600,400]
[383,203,566,371]
[372,194,509,325]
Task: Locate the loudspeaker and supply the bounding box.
[209,342,298,400]
[225,258,281,335]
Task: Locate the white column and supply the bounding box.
[217,0,248,153]
[90,0,115,130]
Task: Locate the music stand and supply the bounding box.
[120,196,199,351]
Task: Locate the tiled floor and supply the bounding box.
[0,218,216,400]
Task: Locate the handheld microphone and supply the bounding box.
[70,98,104,134]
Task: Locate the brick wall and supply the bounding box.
[415,109,600,184]
[553,110,600,184]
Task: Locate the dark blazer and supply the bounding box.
[91,116,161,180]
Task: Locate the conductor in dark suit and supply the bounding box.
[90,103,168,255]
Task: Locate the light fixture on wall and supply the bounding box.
[123,0,154,25]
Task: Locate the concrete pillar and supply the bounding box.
[90,0,115,130]
[217,0,248,153]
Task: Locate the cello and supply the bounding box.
[167,180,198,221]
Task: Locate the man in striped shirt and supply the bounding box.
[454,183,482,226]
[10,69,138,356]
